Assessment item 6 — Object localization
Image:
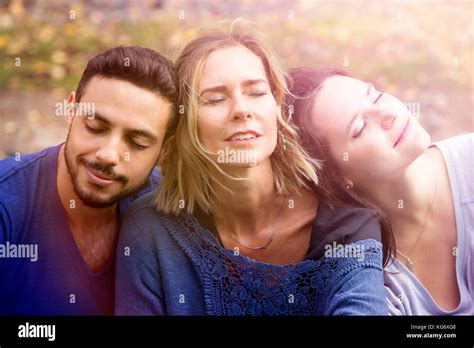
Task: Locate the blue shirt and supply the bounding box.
[0,144,159,315]
[116,193,388,315]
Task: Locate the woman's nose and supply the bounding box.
[381,113,397,130]
[363,105,397,130]
[231,96,253,121]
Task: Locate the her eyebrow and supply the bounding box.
[199,86,227,97]
[242,79,267,87]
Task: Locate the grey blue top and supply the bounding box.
[384,133,474,315]
[116,194,388,315]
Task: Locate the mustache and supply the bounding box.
[81,159,129,184]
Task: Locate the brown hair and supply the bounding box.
[76,46,178,105]
[285,66,395,266]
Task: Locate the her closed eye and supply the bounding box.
[353,119,367,138]
[352,90,384,139]
[248,91,267,97]
[204,97,225,105]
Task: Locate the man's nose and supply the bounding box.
[95,139,121,166]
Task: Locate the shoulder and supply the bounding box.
[118,192,184,255]
[118,167,161,214]
[308,202,382,262]
[0,145,60,240]
[120,191,166,240]
[433,133,474,203]
[434,132,473,153]
[313,202,382,243]
[0,145,58,183]
[434,133,473,172]
[117,192,196,287]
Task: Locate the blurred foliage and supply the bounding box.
[0,0,472,93]
[0,0,472,156]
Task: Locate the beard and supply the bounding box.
[64,140,149,208]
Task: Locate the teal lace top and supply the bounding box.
[116,193,388,315]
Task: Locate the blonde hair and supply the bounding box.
[154,19,321,215]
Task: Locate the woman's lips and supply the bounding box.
[84,164,118,186]
[393,119,411,147]
[225,137,261,146]
[225,131,262,146]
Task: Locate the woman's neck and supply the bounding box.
[211,159,283,240]
[358,148,440,240]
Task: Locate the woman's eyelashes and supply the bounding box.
[205,98,225,105]
[352,119,367,138]
[202,89,267,105]
[249,90,267,97]
[352,89,384,139]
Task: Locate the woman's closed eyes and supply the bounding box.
[202,89,268,106]
[352,89,384,139]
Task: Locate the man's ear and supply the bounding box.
[67,91,76,126]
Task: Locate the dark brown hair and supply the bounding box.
[76,46,178,105]
[285,66,395,266]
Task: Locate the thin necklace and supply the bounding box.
[226,194,286,251]
[396,171,438,272]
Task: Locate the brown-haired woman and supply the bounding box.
[287,66,473,315]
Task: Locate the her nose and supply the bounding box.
[380,110,397,130]
[381,113,397,130]
[231,95,254,121]
[363,105,397,130]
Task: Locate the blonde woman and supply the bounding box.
[115,23,388,315]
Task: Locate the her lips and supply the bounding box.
[226,131,261,141]
[394,119,410,147]
[229,133,257,141]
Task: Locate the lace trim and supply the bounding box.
[160,213,383,315]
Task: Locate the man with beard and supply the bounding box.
[0,46,177,314]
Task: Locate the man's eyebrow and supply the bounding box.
[126,129,158,143]
[91,112,111,125]
[90,112,157,142]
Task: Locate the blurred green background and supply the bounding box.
[0,0,472,158]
